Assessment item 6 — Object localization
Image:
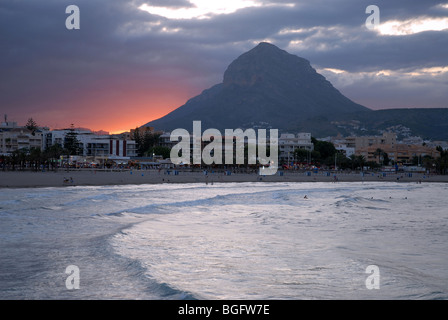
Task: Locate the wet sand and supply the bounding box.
[1,169,446,188]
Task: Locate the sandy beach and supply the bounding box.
[1,169,447,188]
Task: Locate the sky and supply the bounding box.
[1,0,447,134]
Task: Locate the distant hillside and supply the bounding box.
[144,42,448,141]
[353,108,448,140]
[144,42,370,132]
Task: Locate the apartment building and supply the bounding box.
[356,143,440,165]
[45,129,137,159]
[0,121,47,155]
[278,132,313,163]
[344,132,397,150]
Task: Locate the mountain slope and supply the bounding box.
[144,42,447,140]
[144,42,371,132]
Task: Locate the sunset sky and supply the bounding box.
[1,0,447,134]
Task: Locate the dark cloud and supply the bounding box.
[0,0,447,130]
[289,28,448,72]
[320,66,448,110]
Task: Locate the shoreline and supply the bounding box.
[1,169,447,188]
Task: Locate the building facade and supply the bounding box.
[0,121,48,155]
[278,133,314,163]
[344,132,397,150]
[356,143,440,165]
[46,129,137,160]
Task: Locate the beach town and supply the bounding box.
[1,117,447,187]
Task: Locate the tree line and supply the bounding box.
[2,119,447,174]
[291,138,448,173]
[291,137,371,170]
[1,144,65,171]
[0,121,82,171]
[131,130,448,174]
[132,127,171,159]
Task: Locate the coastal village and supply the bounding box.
[1,116,447,175]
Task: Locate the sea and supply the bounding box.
[1,181,447,300]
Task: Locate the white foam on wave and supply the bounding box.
[108,182,448,299]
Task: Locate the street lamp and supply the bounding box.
[335,153,337,171]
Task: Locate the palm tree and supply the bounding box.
[351,155,366,171]
[358,155,366,169]
[9,150,20,171]
[374,148,384,166]
[28,147,42,171]
[349,154,356,170]
[44,144,64,171]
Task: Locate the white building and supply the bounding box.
[45,129,137,159]
[159,132,174,149]
[278,132,313,163]
[0,121,49,155]
[334,143,355,158]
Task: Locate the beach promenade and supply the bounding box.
[1,169,447,188]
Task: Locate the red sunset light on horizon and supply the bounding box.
[11,86,195,135]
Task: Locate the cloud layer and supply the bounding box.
[1,0,447,132]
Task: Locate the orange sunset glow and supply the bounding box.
[73,91,190,135]
[2,0,447,139]
[24,83,197,134]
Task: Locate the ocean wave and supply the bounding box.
[3,182,448,299]
[107,229,199,300]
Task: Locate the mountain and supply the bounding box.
[144,42,448,140]
[347,108,448,140]
[277,108,448,140]
[144,42,371,132]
